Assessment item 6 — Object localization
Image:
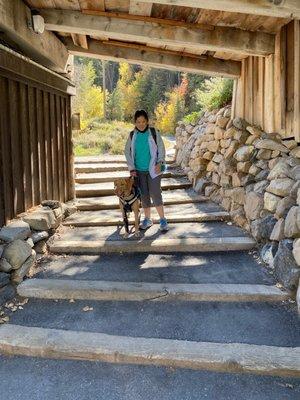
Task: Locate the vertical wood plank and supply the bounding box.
[8,80,24,215]
[28,86,40,205]
[50,93,59,200]
[252,57,259,126]
[19,83,33,210]
[66,96,75,200]
[55,94,64,202]
[264,55,275,133]
[280,26,287,132]
[60,96,68,202]
[36,88,47,202]
[0,77,12,224]
[258,57,265,130]
[43,91,53,199]
[286,21,295,138]
[274,32,282,135]
[294,20,300,142]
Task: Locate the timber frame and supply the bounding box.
[0,0,300,225]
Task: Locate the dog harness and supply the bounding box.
[119,185,141,213]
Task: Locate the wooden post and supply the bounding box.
[102,60,107,121]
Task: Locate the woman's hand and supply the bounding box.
[155,164,161,174]
[130,170,137,177]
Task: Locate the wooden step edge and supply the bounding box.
[0,325,299,377]
[17,279,290,303]
[49,237,256,254]
[75,197,208,211]
[62,212,230,227]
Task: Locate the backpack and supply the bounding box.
[130,127,157,144]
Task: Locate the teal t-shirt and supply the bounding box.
[134,130,151,171]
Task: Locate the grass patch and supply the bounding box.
[73,120,174,156]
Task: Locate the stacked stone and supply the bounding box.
[176,109,300,293]
[0,200,76,304]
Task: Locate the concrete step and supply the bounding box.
[49,236,256,254]
[75,163,129,173]
[74,155,175,164]
[17,279,290,303]
[75,178,192,197]
[75,170,184,184]
[0,324,299,377]
[31,253,276,285]
[63,202,229,227]
[75,189,207,210]
[1,357,299,400]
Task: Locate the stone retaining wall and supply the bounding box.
[0,201,76,310]
[175,107,300,297]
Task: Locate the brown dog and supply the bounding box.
[114,177,141,239]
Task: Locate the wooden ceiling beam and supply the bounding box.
[139,0,300,19]
[65,37,241,78]
[41,9,275,56]
[129,1,153,16]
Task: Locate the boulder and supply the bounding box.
[221,197,232,212]
[264,192,282,213]
[219,159,237,175]
[0,272,10,288]
[234,146,255,162]
[31,231,49,244]
[212,153,223,163]
[260,243,278,268]
[11,250,36,284]
[237,161,251,173]
[266,178,295,197]
[253,180,269,194]
[0,220,31,243]
[233,130,249,143]
[284,139,298,150]
[298,188,300,206]
[229,188,245,205]
[284,206,300,238]
[256,149,272,160]
[290,146,300,158]
[22,209,57,231]
[291,181,300,198]
[34,240,48,254]
[0,244,3,258]
[244,192,264,220]
[0,258,13,273]
[273,239,300,289]
[293,239,300,265]
[219,174,231,187]
[232,172,253,188]
[41,200,61,209]
[205,123,215,134]
[224,140,239,159]
[270,218,285,241]
[224,127,239,139]
[232,117,248,130]
[267,161,290,180]
[289,165,300,181]
[214,126,225,140]
[2,239,32,270]
[230,207,248,228]
[207,141,220,153]
[216,116,229,128]
[275,196,296,219]
[254,139,289,153]
[246,126,263,136]
[255,169,270,181]
[248,164,261,176]
[203,151,214,160]
[251,215,277,242]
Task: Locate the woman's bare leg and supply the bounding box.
[155,205,165,219]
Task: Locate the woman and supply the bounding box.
[125,109,169,232]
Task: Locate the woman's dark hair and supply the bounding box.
[134,109,149,122]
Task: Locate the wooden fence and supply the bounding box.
[0,46,75,227]
[232,20,300,142]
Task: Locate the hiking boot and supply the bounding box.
[140,218,153,230]
[159,218,169,232]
